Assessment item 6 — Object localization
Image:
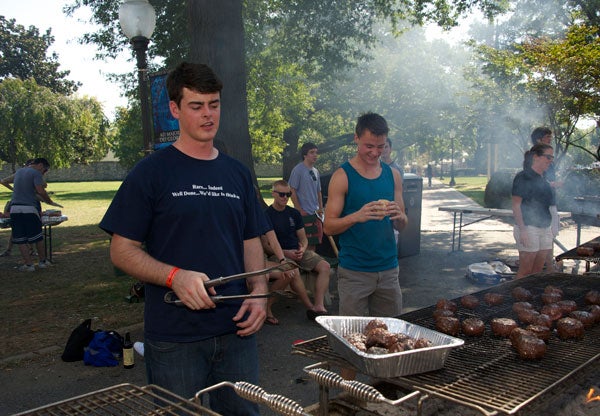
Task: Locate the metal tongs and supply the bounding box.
[164,260,298,306]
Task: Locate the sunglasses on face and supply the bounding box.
[274,191,292,198]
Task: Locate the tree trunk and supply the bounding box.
[187,0,257,177]
[282,125,301,181]
[596,121,600,161]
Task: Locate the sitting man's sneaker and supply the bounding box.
[18,264,35,272]
[38,259,53,268]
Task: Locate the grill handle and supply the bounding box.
[303,363,421,406]
[195,381,309,416]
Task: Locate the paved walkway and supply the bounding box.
[422,181,509,232]
[1,179,598,415]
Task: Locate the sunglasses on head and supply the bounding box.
[274,191,292,198]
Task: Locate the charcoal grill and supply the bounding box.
[293,273,600,415]
[571,195,600,247]
[13,384,219,416]
[14,382,310,416]
[556,236,600,273]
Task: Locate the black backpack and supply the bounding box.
[61,319,95,362]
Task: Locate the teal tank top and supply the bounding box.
[338,161,398,271]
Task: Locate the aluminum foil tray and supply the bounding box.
[316,316,464,378]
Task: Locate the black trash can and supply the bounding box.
[398,173,422,258]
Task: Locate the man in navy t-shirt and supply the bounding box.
[99,63,266,416]
[264,179,330,320]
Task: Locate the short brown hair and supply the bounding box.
[300,142,317,160]
[524,143,552,169]
[166,62,223,106]
[356,112,389,137]
[271,179,289,190]
[531,127,552,145]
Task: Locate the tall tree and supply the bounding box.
[461,0,600,172]
[0,16,79,95]
[112,105,144,169]
[0,78,109,170]
[472,22,600,166]
[67,0,508,178]
[327,26,479,170]
[187,1,254,169]
[516,24,600,161]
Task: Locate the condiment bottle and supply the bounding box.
[123,332,134,369]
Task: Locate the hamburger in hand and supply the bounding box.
[378,199,391,216]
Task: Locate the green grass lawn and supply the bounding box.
[0,181,138,361]
[438,176,488,206]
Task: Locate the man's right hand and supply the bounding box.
[357,200,388,222]
[170,269,217,310]
[283,248,302,262]
[519,229,530,248]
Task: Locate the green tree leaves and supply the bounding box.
[0,78,110,170]
[0,16,79,95]
[0,15,110,170]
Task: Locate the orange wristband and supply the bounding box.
[166,267,180,288]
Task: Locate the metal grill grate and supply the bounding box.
[556,236,600,263]
[293,273,600,415]
[14,383,220,416]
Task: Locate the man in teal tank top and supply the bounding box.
[324,112,407,315]
[324,112,407,378]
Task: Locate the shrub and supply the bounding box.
[484,170,517,209]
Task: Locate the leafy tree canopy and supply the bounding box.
[474,22,600,163]
[0,16,79,95]
[0,78,110,170]
[66,0,509,171]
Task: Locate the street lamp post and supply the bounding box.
[119,0,156,156]
[449,130,456,186]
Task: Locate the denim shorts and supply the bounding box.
[145,333,259,415]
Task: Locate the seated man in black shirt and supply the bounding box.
[264,180,330,321]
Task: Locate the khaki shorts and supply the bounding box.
[513,225,553,252]
[268,249,324,272]
[338,266,402,317]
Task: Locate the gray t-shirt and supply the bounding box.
[11,167,44,208]
[288,162,321,214]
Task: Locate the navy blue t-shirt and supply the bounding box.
[512,168,555,228]
[264,205,303,250]
[100,146,262,342]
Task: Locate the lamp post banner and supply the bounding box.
[150,71,180,147]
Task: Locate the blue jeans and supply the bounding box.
[145,333,259,416]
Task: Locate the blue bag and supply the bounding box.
[83,330,123,367]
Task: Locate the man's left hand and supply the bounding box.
[233,296,267,336]
[386,201,408,230]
